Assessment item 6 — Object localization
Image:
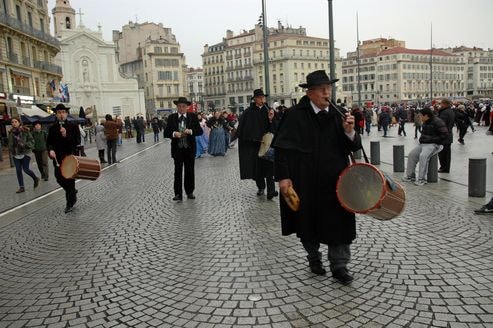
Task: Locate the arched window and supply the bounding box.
[65,17,71,29]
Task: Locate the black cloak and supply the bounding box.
[273,95,362,245]
[236,103,269,180]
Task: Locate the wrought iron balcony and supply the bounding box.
[33,60,62,75]
[0,12,60,50]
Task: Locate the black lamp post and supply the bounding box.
[261,0,270,102]
[328,0,336,103]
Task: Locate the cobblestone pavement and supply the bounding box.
[0,125,492,328]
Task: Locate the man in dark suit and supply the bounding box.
[47,104,81,213]
[163,97,203,201]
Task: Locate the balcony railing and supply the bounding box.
[12,86,30,95]
[0,12,60,49]
[8,53,18,64]
[33,60,62,75]
[22,56,31,66]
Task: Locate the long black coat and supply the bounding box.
[236,104,269,180]
[438,106,455,145]
[46,120,80,163]
[163,113,203,158]
[273,96,362,245]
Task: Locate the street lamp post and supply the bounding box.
[327,0,336,103]
[261,0,270,102]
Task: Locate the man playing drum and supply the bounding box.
[47,104,81,213]
[273,70,362,284]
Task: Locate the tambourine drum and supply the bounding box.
[61,155,101,180]
[336,163,405,221]
[258,132,274,162]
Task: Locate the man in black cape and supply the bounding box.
[47,104,81,213]
[272,70,362,284]
[236,89,275,197]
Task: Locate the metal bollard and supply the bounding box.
[393,145,405,172]
[370,141,380,165]
[427,154,439,183]
[468,158,486,197]
[353,149,362,160]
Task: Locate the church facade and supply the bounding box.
[52,0,144,120]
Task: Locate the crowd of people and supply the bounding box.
[5,68,492,285]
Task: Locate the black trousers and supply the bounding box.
[107,139,117,164]
[54,160,76,207]
[173,149,195,196]
[438,143,451,171]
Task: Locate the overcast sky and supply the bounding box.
[48,0,492,67]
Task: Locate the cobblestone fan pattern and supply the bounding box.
[0,143,492,328]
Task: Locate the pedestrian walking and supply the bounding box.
[455,105,469,145]
[379,106,391,137]
[102,114,122,165]
[236,89,273,197]
[414,110,423,139]
[32,121,49,181]
[272,70,362,284]
[163,97,203,201]
[47,104,81,213]
[207,111,226,156]
[95,122,107,163]
[8,117,40,193]
[151,117,160,142]
[437,98,455,173]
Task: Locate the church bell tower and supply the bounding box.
[52,0,76,37]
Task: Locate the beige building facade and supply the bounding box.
[203,23,342,111]
[186,67,204,109]
[202,41,225,110]
[342,39,465,105]
[446,46,493,98]
[0,0,62,105]
[113,22,187,114]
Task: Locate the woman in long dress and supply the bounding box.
[207,111,226,156]
[195,113,208,158]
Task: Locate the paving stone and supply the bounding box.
[0,132,492,328]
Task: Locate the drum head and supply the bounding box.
[258,132,274,157]
[61,155,78,179]
[337,163,385,213]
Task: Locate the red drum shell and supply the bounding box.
[61,155,101,181]
[336,163,405,221]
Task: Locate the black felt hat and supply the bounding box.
[299,70,339,88]
[54,103,70,112]
[173,97,192,106]
[252,89,268,98]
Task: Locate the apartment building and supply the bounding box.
[203,22,341,111]
[0,0,62,104]
[446,46,493,98]
[113,22,187,113]
[186,67,204,109]
[202,41,226,110]
[343,39,465,105]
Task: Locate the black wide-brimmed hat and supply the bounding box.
[173,97,192,106]
[54,103,70,112]
[252,89,268,98]
[299,70,339,88]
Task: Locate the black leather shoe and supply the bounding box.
[267,191,279,200]
[256,189,265,196]
[309,261,327,275]
[187,193,196,199]
[33,177,40,188]
[64,206,73,213]
[332,268,354,284]
[173,195,183,201]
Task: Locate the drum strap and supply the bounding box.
[382,172,398,191]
